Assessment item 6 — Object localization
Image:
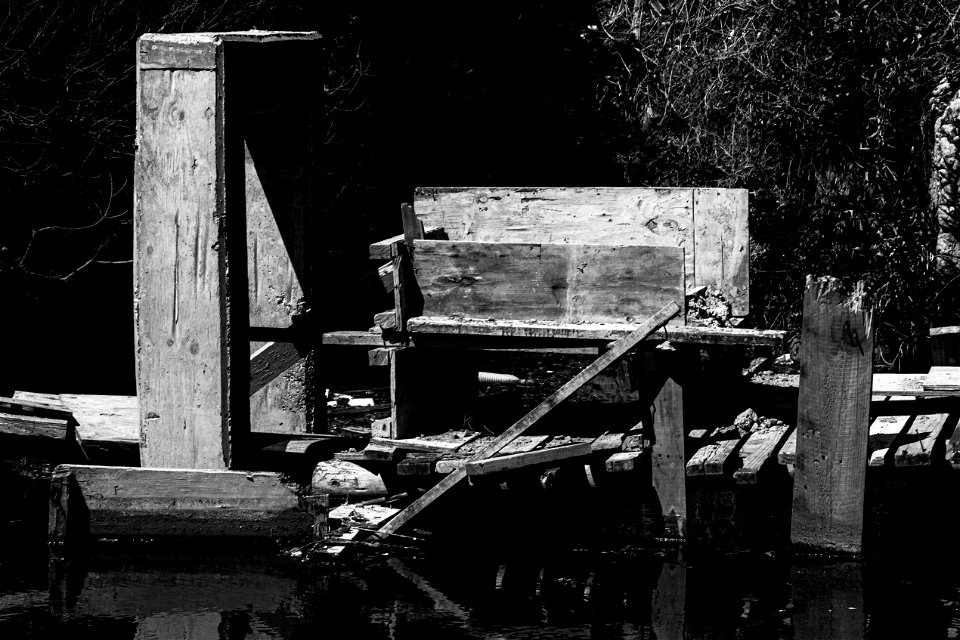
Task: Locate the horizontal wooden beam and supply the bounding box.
[368,225,445,260]
[52,465,311,540]
[465,443,592,476]
[406,316,785,347]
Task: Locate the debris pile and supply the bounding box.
[686,286,732,327]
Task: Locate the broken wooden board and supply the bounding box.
[686,443,719,476]
[778,430,797,466]
[893,413,953,467]
[867,413,912,466]
[51,464,310,540]
[0,396,75,441]
[414,240,685,326]
[733,426,792,484]
[375,302,680,537]
[605,450,645,473]
[368,225,446,260]
[465,443,592,476]
[406,316,785,347]
[703,438,743,476]
[498,434,550,455]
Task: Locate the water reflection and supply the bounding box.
[2,543,958,639]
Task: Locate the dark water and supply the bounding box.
[2,539,959,640]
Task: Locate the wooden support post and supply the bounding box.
[135,32,322,469]
[48,468,89,558]
[639,349,688,538]
[791,277,873,555]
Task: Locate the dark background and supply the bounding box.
[2,1,958,395]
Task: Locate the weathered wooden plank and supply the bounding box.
[413,187,696,278]
[733,425,792,484]
[249,341,305,397]
[498,434,551,455]
[693,188,749,316]
[14,392,136,445]
[590,431,626,453]
[466,443,592,476]
[778,429,797,466]
[414,240,685,325]
[703,438,743,476]
[893,413,953,467]
[643,350,687,535]
[376,302,680,537]
[791,277,873,555]
[139,32,319,70]
[369,225,446,260]
[55,464,310,539]
[923,366,960,392]
[321,330,396,347]
[686,443,719,476]
[370,433,477,454]
[406,316,786,347]
[605,450,645,473]
[135,65,229,468]
[866,413,912,467]
[0,411,73,441]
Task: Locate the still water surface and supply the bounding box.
[1,540,957,639]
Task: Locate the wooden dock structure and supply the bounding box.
[0,32,955,557]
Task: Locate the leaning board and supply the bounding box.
[412,187,748,315]
[413,240,685,325]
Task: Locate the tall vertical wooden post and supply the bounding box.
[791,276,873,554]
[135,32,322,469]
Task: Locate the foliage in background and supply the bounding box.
[588,0,960,367]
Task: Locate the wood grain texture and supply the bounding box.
[414,187,695,278]
[733,425,792,484]
[14,392,136,445]
[236,40,321,435]
[605,450,645,472]
[465,442,591,476]
[693,188,749,315]
[58,464,310,538]
[686,443,718,476]
[376,302,680,537]
[414,240,685,325]
[703,437,743,476]
[644,351,687,536]
[135,66,228,469]
[249,341,304,397]
[893,413,953,467]
[406,316,785,347]
[791,277,873,555]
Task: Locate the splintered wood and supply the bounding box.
[791,277,873,555]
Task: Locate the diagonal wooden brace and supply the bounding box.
[375,301,681,538]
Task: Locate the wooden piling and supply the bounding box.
[791,276,873,554]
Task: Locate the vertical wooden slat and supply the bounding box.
[135,64,230,469]
[791,276,873,554]
[693,188,750,316]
